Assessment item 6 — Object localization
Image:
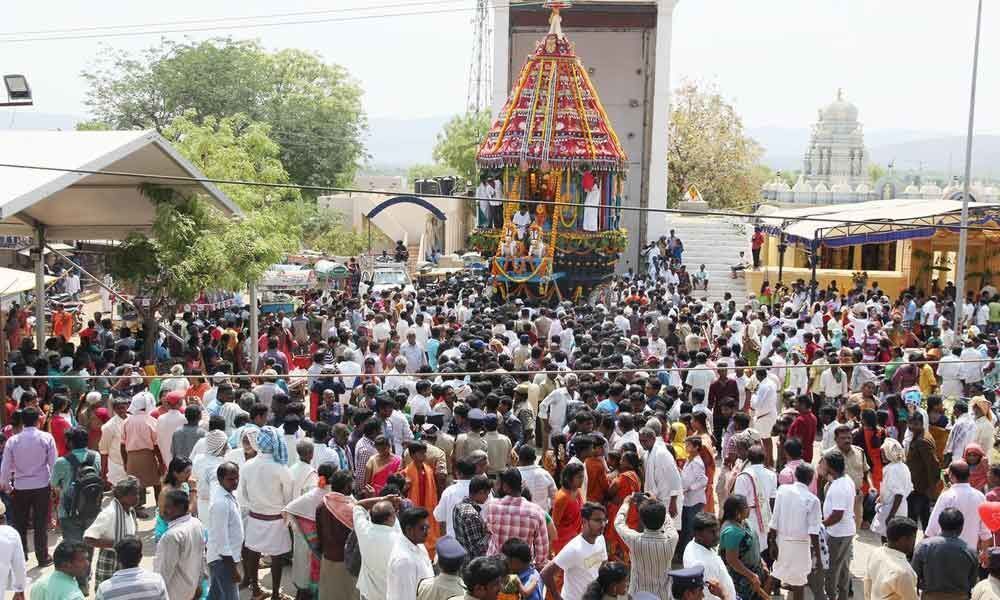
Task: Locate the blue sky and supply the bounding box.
[1,0,997,133]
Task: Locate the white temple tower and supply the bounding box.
[803,90,870,189]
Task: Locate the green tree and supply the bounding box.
[281,201,378,255]
[81,38,367,189]
[869,163,886,184]
[162,112,301,210]
[407,163,455,183]
[109,186,293,359]
[109,113,302,358]
[432,111,491,185]
[668,82,766,209]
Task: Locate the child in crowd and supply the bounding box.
[500,538,542,600]
[877,409,896,442]
[820,405,839,451]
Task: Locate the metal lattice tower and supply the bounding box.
[466,0,493,114]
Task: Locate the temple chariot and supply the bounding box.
[470,0,628,302]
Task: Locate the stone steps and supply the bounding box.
[666,216,751,303]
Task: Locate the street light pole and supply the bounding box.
[954,0,983,329]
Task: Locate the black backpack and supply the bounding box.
[343,530,362,577]
[62,453,104,522]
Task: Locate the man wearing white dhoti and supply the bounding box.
[238,426,294,599]
[582,183,601,232]
[99,396,130,486]
[100,273,114,314]
[769,462,822,600]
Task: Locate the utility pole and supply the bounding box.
[466,0,493,114]
[954,0,983,329]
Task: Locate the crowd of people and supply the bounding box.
[4,257,1000,600]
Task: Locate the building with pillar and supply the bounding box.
[492,0,679,271]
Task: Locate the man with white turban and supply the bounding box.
[238,426,294,599]
[121,390,164,516]
[192,429,229,529]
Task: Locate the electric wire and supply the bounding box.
[0,1,546,44]
[8,356,1000,380]
[0,161,997,234]
[0,0,492,37]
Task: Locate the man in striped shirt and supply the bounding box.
[614,493,678,599]
[95,536,168,600]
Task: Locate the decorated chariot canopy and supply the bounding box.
[475,0,628,173]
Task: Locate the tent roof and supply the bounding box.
[759,198,1000,247]
[0,266,54,296]
[0,130,243,240]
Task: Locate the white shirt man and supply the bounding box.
[553,533,608,600]
[0,514,26,598]
[382,365,412,394]
[925,481,991,552]
[98,406,129,484]
[769,479,821,587]
[682,453,708,507]
[938,351,964,399]
[476,181,494,223]
[770,352,787,386]
[400,339,427,373]
[64,272,81,296]
[353,505,400,600]
[648,335,667,359]
[512,209,533,239]
[644,439,682,512]
[434,477,471,535]
[922,299,938,326]
[786,357,809,396]
[388,409,414,455]
[372,319,392,343]
[386,529,434,600]
[818,368,848,401]
[539,385,575,442]
[686,366,715,404]
[823,474,856,538]
[750,375,778,438]
[683,537,736,600]
[518,463,557,512]
[733,461,777,551]
[407,393,433,417]
[960,345,985,384]
[154,513,206,600]
[945,410,976,461]
[237,453,294,555]
[156,404,187,464]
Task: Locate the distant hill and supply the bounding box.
[869,136,1000,178]
[747,125,999,179]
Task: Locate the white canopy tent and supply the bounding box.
[0,130,245,353]
[0,266,54,296]
[759,198,1000,247]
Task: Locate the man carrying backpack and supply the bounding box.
[51,426,104,593]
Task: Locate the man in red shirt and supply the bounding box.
[751,228,765,269]
[786,395,818,463]
[708,365,740,447]
[802,333,819,364]
[78,320,98,348]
